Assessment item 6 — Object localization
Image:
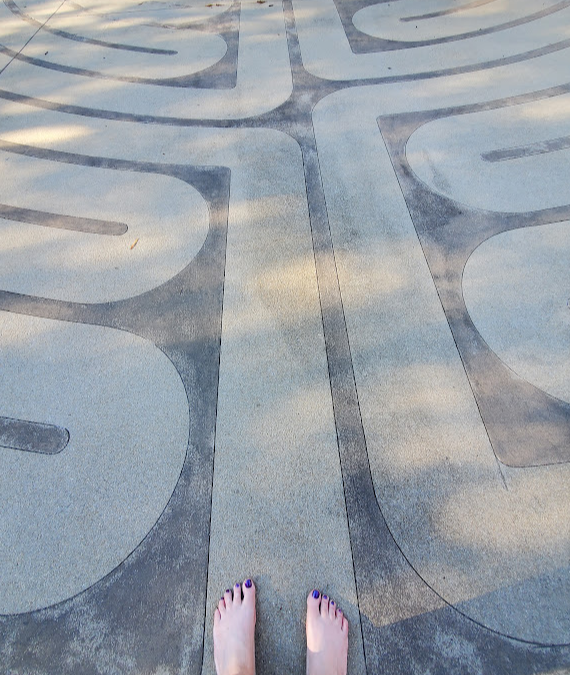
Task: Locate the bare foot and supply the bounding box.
[306,590,349,675]
[213,579,256,675]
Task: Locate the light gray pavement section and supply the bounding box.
[1,0,570,669]
[293,0,570,80]
[0,1,292,119]
[35,3,227,78]
[463,221,570,406]
[0,312,188,614]
[201,130,365,675]
[406,94,570,212]
[40,0,231,26]
[0,0,59,67]
[352,0,565,41]
[313,83,570,643]
[0,149,209,302]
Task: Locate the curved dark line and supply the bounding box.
[351,0,570,51]
[4,0,177,55]
[367,454,570,646]
[11,32,567,91]
[363,37,570,85]
[0,361,191,615]
[2,42,570,123]
[0,416,70,454]
[402,0,497,22]
[0,203,128,235]
[0,45,220,88]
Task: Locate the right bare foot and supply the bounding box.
[213,579,256,675]
[306,590,349,675]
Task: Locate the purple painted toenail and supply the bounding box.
[331,600,335,605]
[235,583,240,588]
[312,589,320,599]
[225,589,231,594]
[245,579,252,588]
[323,595,328,600]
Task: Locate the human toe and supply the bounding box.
[329,599,338,619]
[232,582,242,605]
[242,578,255,605]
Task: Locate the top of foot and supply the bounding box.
[306,590,349,675]
[213,579,256,675]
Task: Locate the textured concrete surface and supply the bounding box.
[0,0,569,673]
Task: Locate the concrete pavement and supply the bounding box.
[0,0,569,673]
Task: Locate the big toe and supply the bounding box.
[242,579,256,612]
[307,589,321,617]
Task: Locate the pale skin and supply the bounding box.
[213,579,349,675]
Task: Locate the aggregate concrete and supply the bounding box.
[0,0,568,673]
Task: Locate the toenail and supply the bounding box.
[312,589,320,599]
[225,589,231,594]
[323,595,328,600]
[245,579,252,588]
[331,600,335,605]
[235,583,240,588]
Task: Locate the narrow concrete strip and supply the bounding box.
[482,133,570,161]
[200,130,364,675]
[0,202,127,235]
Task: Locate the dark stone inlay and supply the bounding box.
[0,203,128,235]
[379,105,570,468]
[482,134,570,161]
[334,0,570,53]
[0,415,69,454]
[402,0,497,22]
